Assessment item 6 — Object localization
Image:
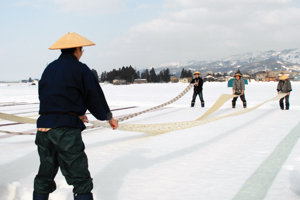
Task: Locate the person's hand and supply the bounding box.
[241,92,244,95]
[79,115,89,123]
[278,92,280,94]
[287,92,290,95]
[109,118,118,130]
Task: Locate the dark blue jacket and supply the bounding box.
[37,53,112,130]
[191,77,203,92]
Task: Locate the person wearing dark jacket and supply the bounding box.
[232,69,246,108]
[190,71,204,107]
[277,74,292,110]
[33,32,118,200]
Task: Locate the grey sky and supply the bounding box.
[0,0,300,81]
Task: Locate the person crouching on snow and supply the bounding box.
[232,69,246,108]
[277,74,292,110]
[190,71,205,107]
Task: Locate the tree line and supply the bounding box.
[180,68,193,78]
[27,67,194,84]
[141,68,171,83]
[99,65,172,83]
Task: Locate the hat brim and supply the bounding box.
[279,74,289,80]
[234,73,242,77]
[49,32,95,50]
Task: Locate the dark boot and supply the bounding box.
[33,192,49,200]
[74,193,94,200]
[201,102,205,107]
[279,101,284,110]
[243,101,247,108]
[191,101,195,107]
[286,102,289,110]
[232,101,235,108]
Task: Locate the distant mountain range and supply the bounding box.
[148,48,300,76]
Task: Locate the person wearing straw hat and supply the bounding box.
[232,69,247,108]
[33,32,118,200]
[277,74,292,110]
[190,71,205,107]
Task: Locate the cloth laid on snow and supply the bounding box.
[0,86,288,134]
[90,93,287,134]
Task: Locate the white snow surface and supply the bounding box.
[0,82,300,200]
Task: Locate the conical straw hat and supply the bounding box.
[279,74,289,80]
[233,69,243,77]
[49,32,95,50]
[193,71,201,75]
[233,73,242,77]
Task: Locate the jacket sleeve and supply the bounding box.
[81,65,112,120]
[199,78,204,88]
[232,80,236,90]
[288,80,292,92]
[241,79,245,90]
[277,81,281,92]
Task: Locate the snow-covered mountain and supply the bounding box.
[148,49,300,76]
[221,49,300,65]
[277,49,300,64]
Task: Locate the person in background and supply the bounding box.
[277,74,292,110]
[190,71,205,107]
[33,32,118,200]
[232,69,247,108]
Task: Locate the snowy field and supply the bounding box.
[0,81,300,200]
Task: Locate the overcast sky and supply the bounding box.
[1,0,300,81]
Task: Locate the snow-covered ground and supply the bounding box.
[0,81,300,200]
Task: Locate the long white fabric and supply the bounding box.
[89,93,287,134]
[0,84,287,134]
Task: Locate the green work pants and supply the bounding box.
[34,127,93,195]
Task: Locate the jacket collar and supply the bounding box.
[58,53,78,61]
